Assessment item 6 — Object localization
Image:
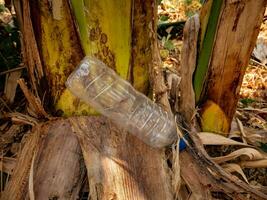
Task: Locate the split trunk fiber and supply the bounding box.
[3,0,175,199]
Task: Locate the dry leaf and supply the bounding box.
[222,163,249,183]
[253,37,267,65]
[29,152,36,200]
[230,120,267,146]
[17,79,49,118]
[212,148,265,164]
[240,159,267,168]
[0,157,16,174]
[4,70,22,104]
[198,132,249,146]
[242,107,267,114]
[243,128,267,145]
[236,118,248,144]
[0,125,22,150]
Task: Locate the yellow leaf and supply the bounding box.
[200,100,229,135]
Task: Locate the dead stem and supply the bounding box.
[0,65,26,76]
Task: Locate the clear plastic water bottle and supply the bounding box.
[66,57,178,148]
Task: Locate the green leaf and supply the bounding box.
[185,0,193,5]
[260,143,267,153]
[0,4,5,12]
[157,0,163,5]
[199,0,207,4]
[193,0,223,103]
[186,10,195,17]
[0,20,21,71]
[159,15,169,22]
[240,98,256,107]
[164,40,175,51]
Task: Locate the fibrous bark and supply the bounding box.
[70,116,173,200]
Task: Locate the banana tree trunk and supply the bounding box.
[178,0,267,199]
[3,0,175,199]
[194,0,266,134]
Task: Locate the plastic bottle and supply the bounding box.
[66,56,178,148]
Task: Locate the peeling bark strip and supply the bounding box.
[51,0,63,20]
[2,119,86,200]
[130,0,153,94]
[149,0,171,111]
[2,126,41,200]
[204,0,266,125]
[17,78,49,118]
[15,0,44,96]
[178,14,199,125]
[178,15,213,199]
[180,151,212,200]
[31,120,85,199]
[70,116,173,200]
